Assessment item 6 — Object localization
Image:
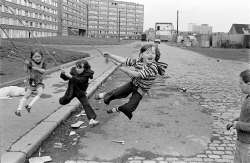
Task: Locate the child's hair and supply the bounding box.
[75,60,91,71]
[240,69,250,83]
[30,48,43,59]
[139,44,161,62]
[139,44,167,76]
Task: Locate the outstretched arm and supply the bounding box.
[104,53,126,64]
[119,67,141,78]
[236,121,250,132]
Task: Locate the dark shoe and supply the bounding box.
[15,111,21,117]
[103,93,112,105]
[120,109,133,120]
[107,108,119,114]
[25,105,31,113]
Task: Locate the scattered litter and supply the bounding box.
[72,142,77,146]
[38,147,43,157]
[53,142,63,149]
[111,140,125,145]
[69,131,76,136]
[71,121,84,128]
[73,137,78,141]
[65,161,76,163]
[75,111,86,117]
[178,87,187,92]
[29,156,52,163]
[80,125,88,129]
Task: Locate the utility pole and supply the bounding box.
[86,4,89,37]
[111,2,119,41]
[118,10,121,42]
[177,10,179,35]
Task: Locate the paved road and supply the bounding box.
[0,52,115,157]
[33,43,249,162]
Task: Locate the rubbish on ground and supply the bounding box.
[71,121,84,128]
[69,131,76,136]
[0,86,25,99]
[38,147,42,157]
[29,156,52,163]
[65,161,76,163]
[80,125,88,129]
[178,87,187,92]
[53,142,63,149]
[75,111,86,117]
[111,140,125,145]
[72,142,77,146]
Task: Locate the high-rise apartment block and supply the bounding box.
[0,0,144,39]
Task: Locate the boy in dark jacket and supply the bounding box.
[227,69,250,163]
[59,60,99,126]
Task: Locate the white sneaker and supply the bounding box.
[89,119,99,127]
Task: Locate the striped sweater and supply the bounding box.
[125,57,158,91]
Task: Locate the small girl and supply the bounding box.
[15,49,46,116]
[59,60,99,126]
[95,44,167,120]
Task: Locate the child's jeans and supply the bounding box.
[104,81,143,119]
[234,140,250,163]
[59,79,96,120]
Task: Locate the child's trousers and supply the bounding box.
[104,81,143,119]
[234,140,250,163]
[59,79,96,120]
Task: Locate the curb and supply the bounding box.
[1,63,120,163]
[0,56,95,88]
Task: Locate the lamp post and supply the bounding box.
[118,10,121,42]
[86,4,89,37]
[111,2,120,42]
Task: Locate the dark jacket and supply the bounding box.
[236,95,250,143]
[60,67,94,93]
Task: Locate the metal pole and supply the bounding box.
[177,10,179,35]
[86,4,89,37]
[118,10,120,42]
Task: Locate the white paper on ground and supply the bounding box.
[71,121,84,128]
[69,131,76,136]
[29,156,52,163]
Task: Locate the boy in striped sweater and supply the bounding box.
[95,44,167,120]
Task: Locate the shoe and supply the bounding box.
[15,111,21,117]
[94,92,105,100]
[119,109,133,120]
[25,105,31,113]
[107,107,119,114]
[89,119,99,127]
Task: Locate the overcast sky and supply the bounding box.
[124,0,250,32]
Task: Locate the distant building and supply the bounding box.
[0,0,58,38]
[155,22,174,42]
[0,0,144,39]
[229,24,250,34]
[188,23,212,34]
[144,28,155,41]
[87,0,144,39]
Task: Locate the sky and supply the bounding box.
[124,0,250,32]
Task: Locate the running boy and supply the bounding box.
[95,44,167,120]
[59,60,99,126]
[15,49,46,116]
[227,69,250,163]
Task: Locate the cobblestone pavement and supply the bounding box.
[123,45,249,163]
